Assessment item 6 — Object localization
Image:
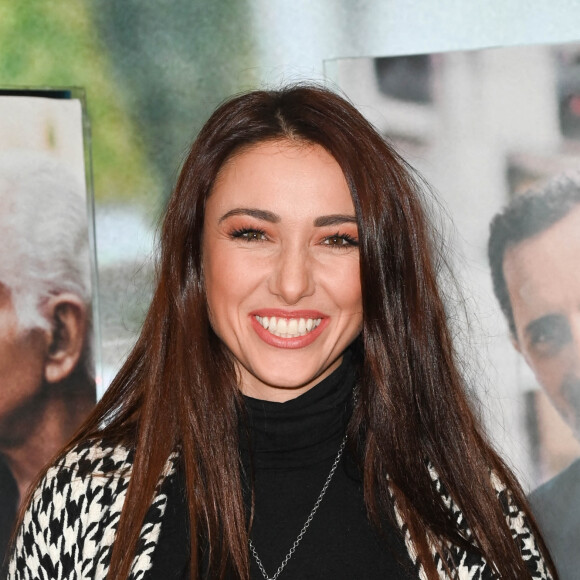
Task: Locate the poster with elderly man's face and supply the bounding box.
[328,42,580,577]
[0,91,96,566]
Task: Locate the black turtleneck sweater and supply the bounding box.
[150,353,414,579]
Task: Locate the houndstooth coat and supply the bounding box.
[7,439,553,580]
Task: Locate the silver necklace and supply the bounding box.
[248,433,348,580]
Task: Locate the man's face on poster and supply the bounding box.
[0,281,48,442]
[504,205,580,437]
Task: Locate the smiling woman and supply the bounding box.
[203,141,362,401]
[8,85,557,580]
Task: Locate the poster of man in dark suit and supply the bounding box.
[331,42,580,578]
[489,174,580,579]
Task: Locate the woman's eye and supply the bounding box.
[230,228,268,242]
[322,234,359,248]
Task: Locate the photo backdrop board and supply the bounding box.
[0,89,97,566]
[327,43,580,490]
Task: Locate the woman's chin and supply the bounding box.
[237,357,343,402]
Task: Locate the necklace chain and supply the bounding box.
[248,434,348,580]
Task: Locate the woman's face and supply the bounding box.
[202,140,363,402]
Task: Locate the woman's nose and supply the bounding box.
[268,244,315,305]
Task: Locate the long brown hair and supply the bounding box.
[55,85,554,578]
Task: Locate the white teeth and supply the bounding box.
[255,316,322,338]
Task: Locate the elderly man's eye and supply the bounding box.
[526,314,571,357]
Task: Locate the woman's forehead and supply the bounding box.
[207,140,354,220]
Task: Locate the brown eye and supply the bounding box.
[230,228,268,242]
[322,233,359,247]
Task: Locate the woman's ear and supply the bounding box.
[42,293,87,384]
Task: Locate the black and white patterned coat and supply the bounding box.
[7,440,553,579]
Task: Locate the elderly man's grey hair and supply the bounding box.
[0,151,91,332]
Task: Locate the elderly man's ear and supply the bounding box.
[42,293,87,384]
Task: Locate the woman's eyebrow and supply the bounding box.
[219,208,280,223]
[314,214,357,227]
[218,209,357,227]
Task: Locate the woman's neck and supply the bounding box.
[240,348,358,470]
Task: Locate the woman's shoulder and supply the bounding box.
[8,438,138,580]
[49,437,135,482]
[9,438,179,580]
[28,437,135,507]
[418,465,554,579]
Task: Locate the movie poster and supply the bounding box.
[0,91,96,566]
[327,43,580,576]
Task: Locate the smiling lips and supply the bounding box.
[250,310,328,349]
[255,315,322,337]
